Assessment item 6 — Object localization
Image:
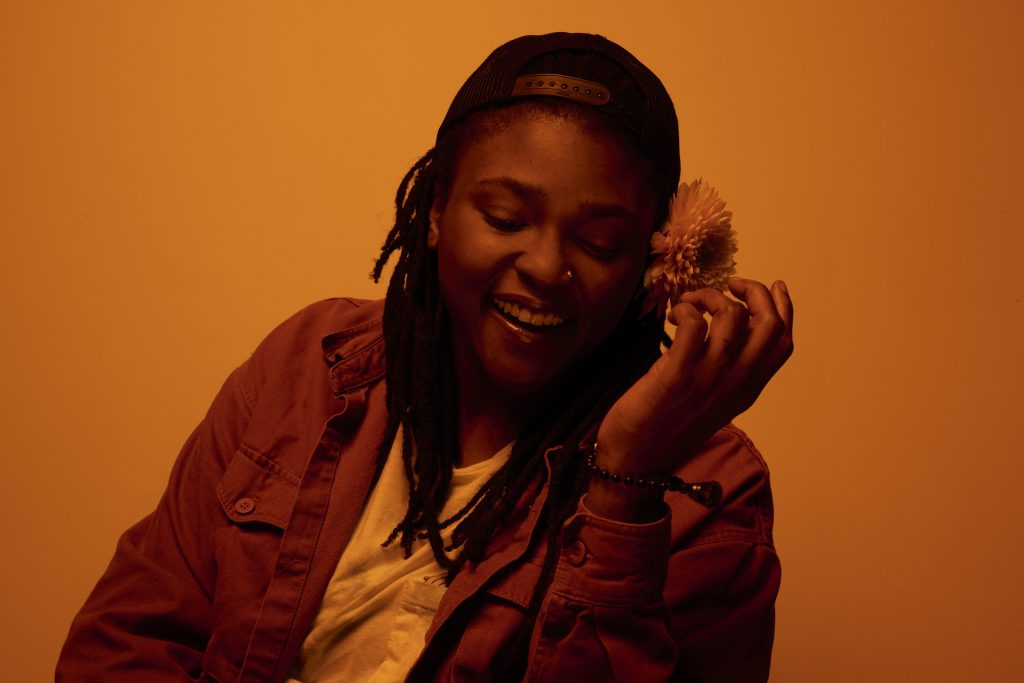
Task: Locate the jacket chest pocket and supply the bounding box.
[216,443,301,529]
[413,558,544,682]
[204,445,302,680]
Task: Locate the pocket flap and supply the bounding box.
[480,559,543,610]
[216,444,301,529]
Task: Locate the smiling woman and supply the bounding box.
[56,32,793,683]
[430,111,656,405]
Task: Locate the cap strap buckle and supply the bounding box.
[511,73,611,106]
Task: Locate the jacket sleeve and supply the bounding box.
[55,360,255,682]
[526,430,780,683]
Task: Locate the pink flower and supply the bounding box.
[642,179,738,316]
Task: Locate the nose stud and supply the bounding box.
[566,268,575,281]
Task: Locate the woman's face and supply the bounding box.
[429,113,658,397]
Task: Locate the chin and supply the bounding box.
[484,362,563,397]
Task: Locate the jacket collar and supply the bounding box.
[319,299,387,397]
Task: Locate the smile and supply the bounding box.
[492,298,567,329]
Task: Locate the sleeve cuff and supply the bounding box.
[551,495,672,606]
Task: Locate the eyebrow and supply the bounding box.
[474,177,644,226]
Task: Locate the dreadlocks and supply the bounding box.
[369,99,674,677]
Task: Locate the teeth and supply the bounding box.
[494,299,565,328]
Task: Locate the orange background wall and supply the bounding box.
[2,1,1022,680]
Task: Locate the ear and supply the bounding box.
[427,195,443,250]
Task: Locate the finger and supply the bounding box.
[727,277,785,360]
[727,277,777,325]
[731,337,793,415]
[771,280,794,336]
[725,279,795,413]
[678,288,749,365]
[767,279,794,366]
[663,301,708,373]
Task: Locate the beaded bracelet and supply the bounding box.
[583,442,723,508]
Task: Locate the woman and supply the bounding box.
[57,32,794,682]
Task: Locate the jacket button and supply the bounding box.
[234,497,256,514]
[565,539,587,567]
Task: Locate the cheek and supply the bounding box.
[435,216,501,300]
[579,261,646,332]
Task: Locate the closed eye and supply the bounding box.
[483,213,528,232]
[578,239,621,259]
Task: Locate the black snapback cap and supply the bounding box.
[436,32,681,189]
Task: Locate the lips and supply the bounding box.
[491,296,569,332]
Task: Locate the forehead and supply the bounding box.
[458,100,648,164]
[449,115,656,213]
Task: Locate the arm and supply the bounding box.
[56,361,254,682]
[527,439,779,683]
[527,278,792,681]
[666,538,779,682]
[525,500,677,681]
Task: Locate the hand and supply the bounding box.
[594,277,795,480]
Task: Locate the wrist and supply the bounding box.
[584,477,666,523]
[580,436,724,513]
[581,438,668,523]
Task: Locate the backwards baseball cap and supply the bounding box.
[436,32,681,188]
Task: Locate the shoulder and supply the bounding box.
[241,297,385,397]
[668,423,775,548]
[249,297,384,363]
[255,297,383,350]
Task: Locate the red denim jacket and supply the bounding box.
[56,298,780,682]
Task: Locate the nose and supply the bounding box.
[514,226,571,289]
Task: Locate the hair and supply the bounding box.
[370,98,674,678]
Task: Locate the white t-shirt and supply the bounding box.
[286,425,512,682]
